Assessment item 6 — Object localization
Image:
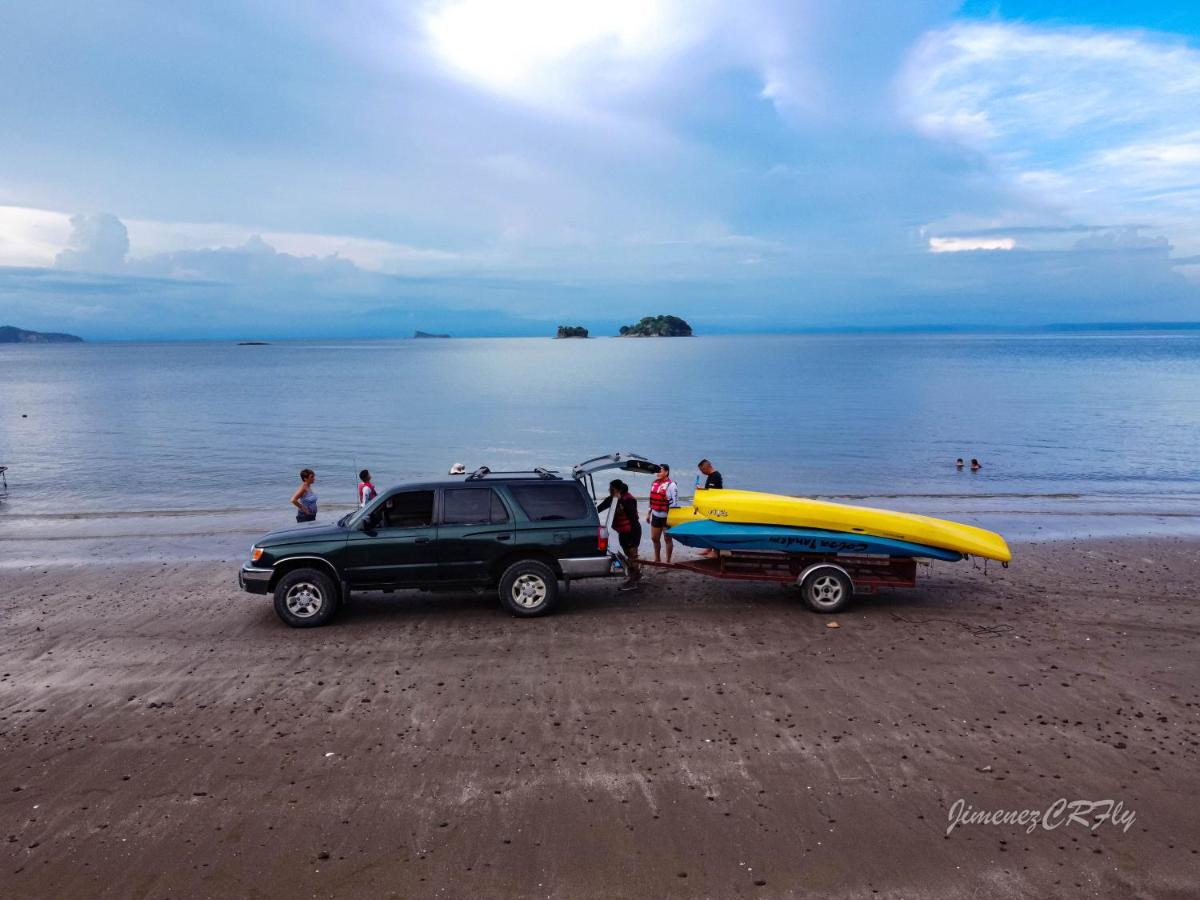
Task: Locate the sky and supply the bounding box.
[1,1,1199,339]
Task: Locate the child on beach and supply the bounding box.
[597,479,642,591]
[292,469,318,522]
[358,469,377,507]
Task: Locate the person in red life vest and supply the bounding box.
[358,469,377,507]
[596,479,641,591]
[646,463,678,563]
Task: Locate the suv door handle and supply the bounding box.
[496,534,511,541]
[415,537,431,544]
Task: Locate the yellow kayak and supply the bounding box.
[668,489,1011,562]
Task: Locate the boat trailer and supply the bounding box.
[640,550,923,613]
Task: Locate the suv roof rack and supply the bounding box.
[465,466,562,481]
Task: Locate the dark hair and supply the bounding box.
[359,469,371,481]
[658,463,670,474]
[300,468,314,481]
[609,479,628,494]
[698,459,710,467]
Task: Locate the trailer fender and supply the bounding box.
[796,562,855,594]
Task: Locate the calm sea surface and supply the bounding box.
[3,333,1200,561]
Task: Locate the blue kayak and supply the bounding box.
[668,519,964,562]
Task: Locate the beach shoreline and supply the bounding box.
[2,536,1198,897]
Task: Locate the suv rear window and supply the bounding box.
[508,483,589,521]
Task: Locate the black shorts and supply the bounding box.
[296,512,316,523]
[649,514,668,530]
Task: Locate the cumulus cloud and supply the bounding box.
[928,236,1015,253]
[54,212,129,272]
[900,22,1200,254]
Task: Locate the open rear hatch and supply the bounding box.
[573,452,661,501]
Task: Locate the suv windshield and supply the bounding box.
[508,483,589,521]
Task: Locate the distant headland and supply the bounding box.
[0,325,84,344]
[555,325,589,339]
[413,330,451,339]
[618,315,693,337]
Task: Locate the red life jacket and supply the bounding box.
[612,493,633,533]
[648,479,674,515]
[358,481,376,505]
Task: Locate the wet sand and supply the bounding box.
[2,538,1198,898]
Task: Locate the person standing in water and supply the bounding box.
[597,479,641,591]
[358,469,377,507]
[646,464,678,563]
[970,458,982,472]
[291,469,318,522]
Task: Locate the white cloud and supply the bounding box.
[55,212,129,272]
[900,22,1200,254]
[0,205,464,276]
[929,236,1015,253]
[0,205,72,266]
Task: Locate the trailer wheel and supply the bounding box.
[800,567,852,614]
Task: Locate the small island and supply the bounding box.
[0,325,84,343]
[555,325,589,339]
[413,330,451,339]
[618,315,693,337]
[237,341,270,346]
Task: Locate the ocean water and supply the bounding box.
[3,332,1200,562]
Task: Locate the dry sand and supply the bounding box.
[2,538,1198,898]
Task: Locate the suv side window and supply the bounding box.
[508,483,588,521]
[381,490,434,529]
[443,488,509,526]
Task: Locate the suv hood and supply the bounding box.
[257,521,348,546]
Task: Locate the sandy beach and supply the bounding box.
[2,537,1198,898]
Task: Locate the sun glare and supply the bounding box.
[424,0,664,95]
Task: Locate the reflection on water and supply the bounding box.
[3,332,1200,554]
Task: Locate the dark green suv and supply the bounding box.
[239,461,654,627]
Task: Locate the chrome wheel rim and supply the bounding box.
[808,575,844,609]
[285,581,324,618]
[511,573,548,609]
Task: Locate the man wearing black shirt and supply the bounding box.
[698,459,723,491]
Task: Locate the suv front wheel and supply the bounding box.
[273,568,340,627]
[498,559,559,617]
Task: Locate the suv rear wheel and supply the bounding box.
[274,568,339,627]
[498,559,559,617]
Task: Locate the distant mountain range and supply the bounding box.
[0,325,84,343]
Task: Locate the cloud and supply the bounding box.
[900,22,1200,253]
[54,212,129,273]
[929,236,1015,252]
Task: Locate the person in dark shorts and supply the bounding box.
[697,459,723,490]
[597,479,641,591]
[646,464,678,563]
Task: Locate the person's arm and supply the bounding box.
[291,485,305,509]
[667,481,679,507]
[596,495,613,512]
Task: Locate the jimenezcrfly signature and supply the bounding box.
[946,798,1136,836]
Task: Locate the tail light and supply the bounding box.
[597,526,609,552]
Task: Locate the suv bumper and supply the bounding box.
[559,555,617,579]
[239,564,273,595]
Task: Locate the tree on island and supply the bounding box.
[555,325,589,338]
[618,315,693,337]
